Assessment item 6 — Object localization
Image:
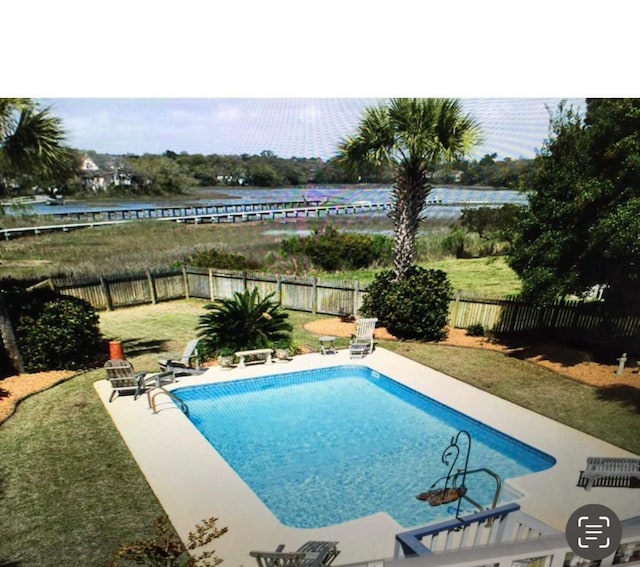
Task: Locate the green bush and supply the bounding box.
[6,288,104,372]
[466,323,485,336]
[196,288,292,359]
[280,225,393,271]
[184,248,262,270]
[360,266,453,341]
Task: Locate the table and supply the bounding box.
[319,335,337,354]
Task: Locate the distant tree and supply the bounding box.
[508,99,640,313]
[460,204,522,241]
[460,154,531,188]
[123,155,197,194]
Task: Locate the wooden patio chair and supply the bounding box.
[105,359,174,402]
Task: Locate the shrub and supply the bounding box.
[5,287,104,372]
[196,288,293,359]
[466,323,485,337]
[184,248,261,270]
[280,225,393,271]
[360,266,453,341]
[107,515,227,567]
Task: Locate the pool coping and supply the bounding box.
[95,347,639,565]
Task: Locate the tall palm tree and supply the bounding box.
[0,98,71,193]
[338,98,481,280]
[0,99,70,373]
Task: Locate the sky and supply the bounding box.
[37,98,586,162]
[8,1,634,164]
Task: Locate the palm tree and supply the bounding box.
[0,98,71,194]
[197,288,293,358]
[338,98,481,280]
[0,99,70,373]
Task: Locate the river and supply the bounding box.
[4,186,527,220]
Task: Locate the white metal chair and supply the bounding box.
[158,338,203,375]
[349,318,377,358]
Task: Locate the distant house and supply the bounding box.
[80,155,132,191]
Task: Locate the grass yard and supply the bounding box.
[1,300,638,566]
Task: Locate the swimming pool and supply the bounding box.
[174,365,555,529]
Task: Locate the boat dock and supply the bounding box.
[0,201,391,240]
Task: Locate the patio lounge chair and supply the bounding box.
[581,457,640,490]
[349,317,377,358]
[105,359,174,402]
[158,339,203,376]
[250,541,339,567]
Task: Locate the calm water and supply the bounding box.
[174,365,554,529]
[6,186,527,218]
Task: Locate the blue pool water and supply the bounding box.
[174,366,555,529]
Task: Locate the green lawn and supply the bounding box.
[1,300,637,566]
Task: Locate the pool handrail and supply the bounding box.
[147,386,189,416]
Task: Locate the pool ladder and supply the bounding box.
[147,386,190,416]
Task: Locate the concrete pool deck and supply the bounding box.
[95,347,639,565]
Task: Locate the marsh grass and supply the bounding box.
[1,215,518,296]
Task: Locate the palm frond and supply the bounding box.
[2,104,69,177]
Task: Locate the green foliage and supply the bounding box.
[440,226,470,258]
[460,204,522,242]
[459,153,532,188]
[280,225,393,271]
[5,287,104,372]
[337,98,481,280]
[0,99,75,196]
[507,99,640,313]
[122,155,197,195]
[107,515,228,567]
[196,288,293,358]
[466,323,485,337]
[184,248,262,270]
[360,266,453,341]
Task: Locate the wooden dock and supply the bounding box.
[1,201,391,240]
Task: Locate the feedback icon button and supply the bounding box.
[566,504,622,560]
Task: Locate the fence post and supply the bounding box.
[312,277,317,315]
[146,269,158,305]
[277,274,283,306]
[353,280,360,318]
[243,271,248,290]
[449,290,461,327]
[183,266,190,299]
[208,268,215,301]
[100,275,114,311]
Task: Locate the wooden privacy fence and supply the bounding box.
[450,291,640,351]
[184,267,364,316]
[53,269,187,311]
[53,267,365,317]
[52,269,640,352]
